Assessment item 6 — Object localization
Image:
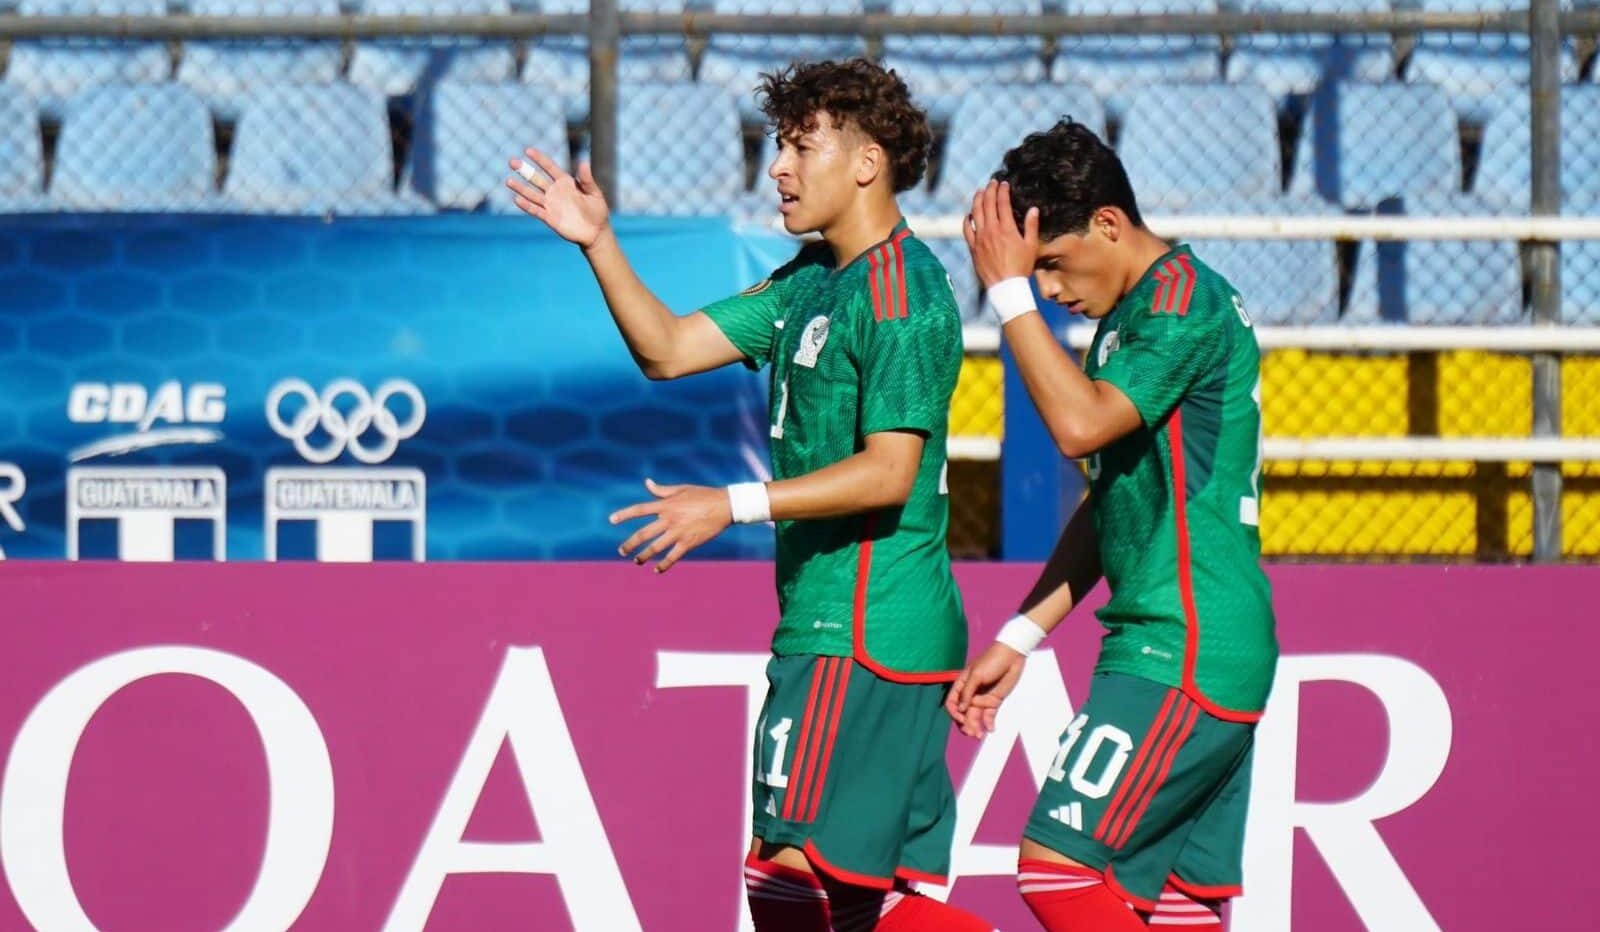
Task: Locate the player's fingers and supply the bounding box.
[982,705,999,734]
[945,676,967,717]
[608,500,663,524]
[505,176,547,205]
[577,160,599,193]
[644,477,684,498]
[962,213,978,251]
[510,157,552,192]
[633,529,676,566]
[653,539,691,574]
[969,188,986,232]
[617,518,666,557]
[509,194,547,219]
[1023,205,1040,246]
[524,147,568,183]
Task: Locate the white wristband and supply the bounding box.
[727,482,772,525]
[983,276,1039,325]
[995,614,1049,656]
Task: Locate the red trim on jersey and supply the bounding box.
[1093,688,1180,842]
[892,236,908,319]
[788,657,846,821]
[1175,253,1197,316]
[781,660,830,820]
[1169,875,1243,900]
[895,866,949,886]
[868,246,885,322]
[850,514,962,684]
[1100,693,1192,847]
[1152,265,1171,314]
[1108,700,1200,849]
[802,659,851,823]
[1103,863,1158,912]
[803,840,896,890]
[1170,411,1266,724]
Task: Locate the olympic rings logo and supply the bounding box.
[265,378,426,465]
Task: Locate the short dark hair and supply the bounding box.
[757,59,932,193]
[993,118,1144,239]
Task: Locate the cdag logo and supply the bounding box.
[263,378,428,563]
[65,382,228,562]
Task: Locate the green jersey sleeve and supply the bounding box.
[855,261,963,437]
[701,244,817,370]
[1093,293,1228,427]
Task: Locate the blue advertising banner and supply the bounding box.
[0,214,784,561]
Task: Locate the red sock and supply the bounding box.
[872,891,995,931]
[1149,883,1223,930]
[1017,858,1148,932]
[744,852,830,932]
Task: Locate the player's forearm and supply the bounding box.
[1016,501,1102,633]
[1002,315,1121,458]
[581,227,691,379]
[765,449,916,521]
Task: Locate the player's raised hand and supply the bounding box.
[945,641,1027,739]
[506,148,610,249]
[964,180,1039,290]
[609,478,732,573]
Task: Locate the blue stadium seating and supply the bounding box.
[1345,195,1524,324]
[177,0,343,121]
[1052,0,1222,121]
[917,82,1105,212]
[51,83,216,210]
[1182,196,1343,325]
[7,0,170,120]
[0,86,45,210]
[699,0,868,121]
[1405,0,1579,123]
[347,0,516,97]
[223,83,428,213]
[1474,85,1600,212]
[522,0,692,123]
[410,81,569,211]
[1119,83,1281,208]
[1290,82,1461,208]
[881,0,1047,122]
[1226,0,1393,102]
[616,83,744,216]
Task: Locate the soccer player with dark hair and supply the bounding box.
[947,118,1277,932]
[507,59,995,932]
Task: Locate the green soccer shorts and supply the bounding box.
[1024,672,1256,910]
[751,653,957,889]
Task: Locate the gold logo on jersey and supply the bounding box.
[740,279,773,296]
[793,315,831,368]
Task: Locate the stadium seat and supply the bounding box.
[1225,0,1393,102]
[1119,83,1281,209]
[410,81,569,211]
[1406,0,1580,123]
[1289,82,1461,209]
[223,83,428,214]
[920,82,1105,212]
[1345,195,1524,325]
[1473,85,1600,212]
[0,86,46,211]
[347,0,516,97]
[177,0,344,121]
[881,0,1047,123]
[50,83,216,210]
[6,0,171,120]
[699,0,868,121]
[616,83,744,216]
[1181,196,1342,325]
[1052,0,1222,121]
[521,0,692,123]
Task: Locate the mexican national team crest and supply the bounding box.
[794,315,831,368]
[1098,330,1121,367]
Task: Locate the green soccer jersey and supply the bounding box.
[702,220,967,681]
[1083,245,1278,719]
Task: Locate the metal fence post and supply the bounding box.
[590,0,620,202]
[1530,0,1562,562]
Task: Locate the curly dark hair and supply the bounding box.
[993,118,1144,240]
[756,59,932,193]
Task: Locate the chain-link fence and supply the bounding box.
[0,3,1597,559]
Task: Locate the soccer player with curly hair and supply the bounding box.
[508,59,995,932]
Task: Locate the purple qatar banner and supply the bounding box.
[0,562,1591,932]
